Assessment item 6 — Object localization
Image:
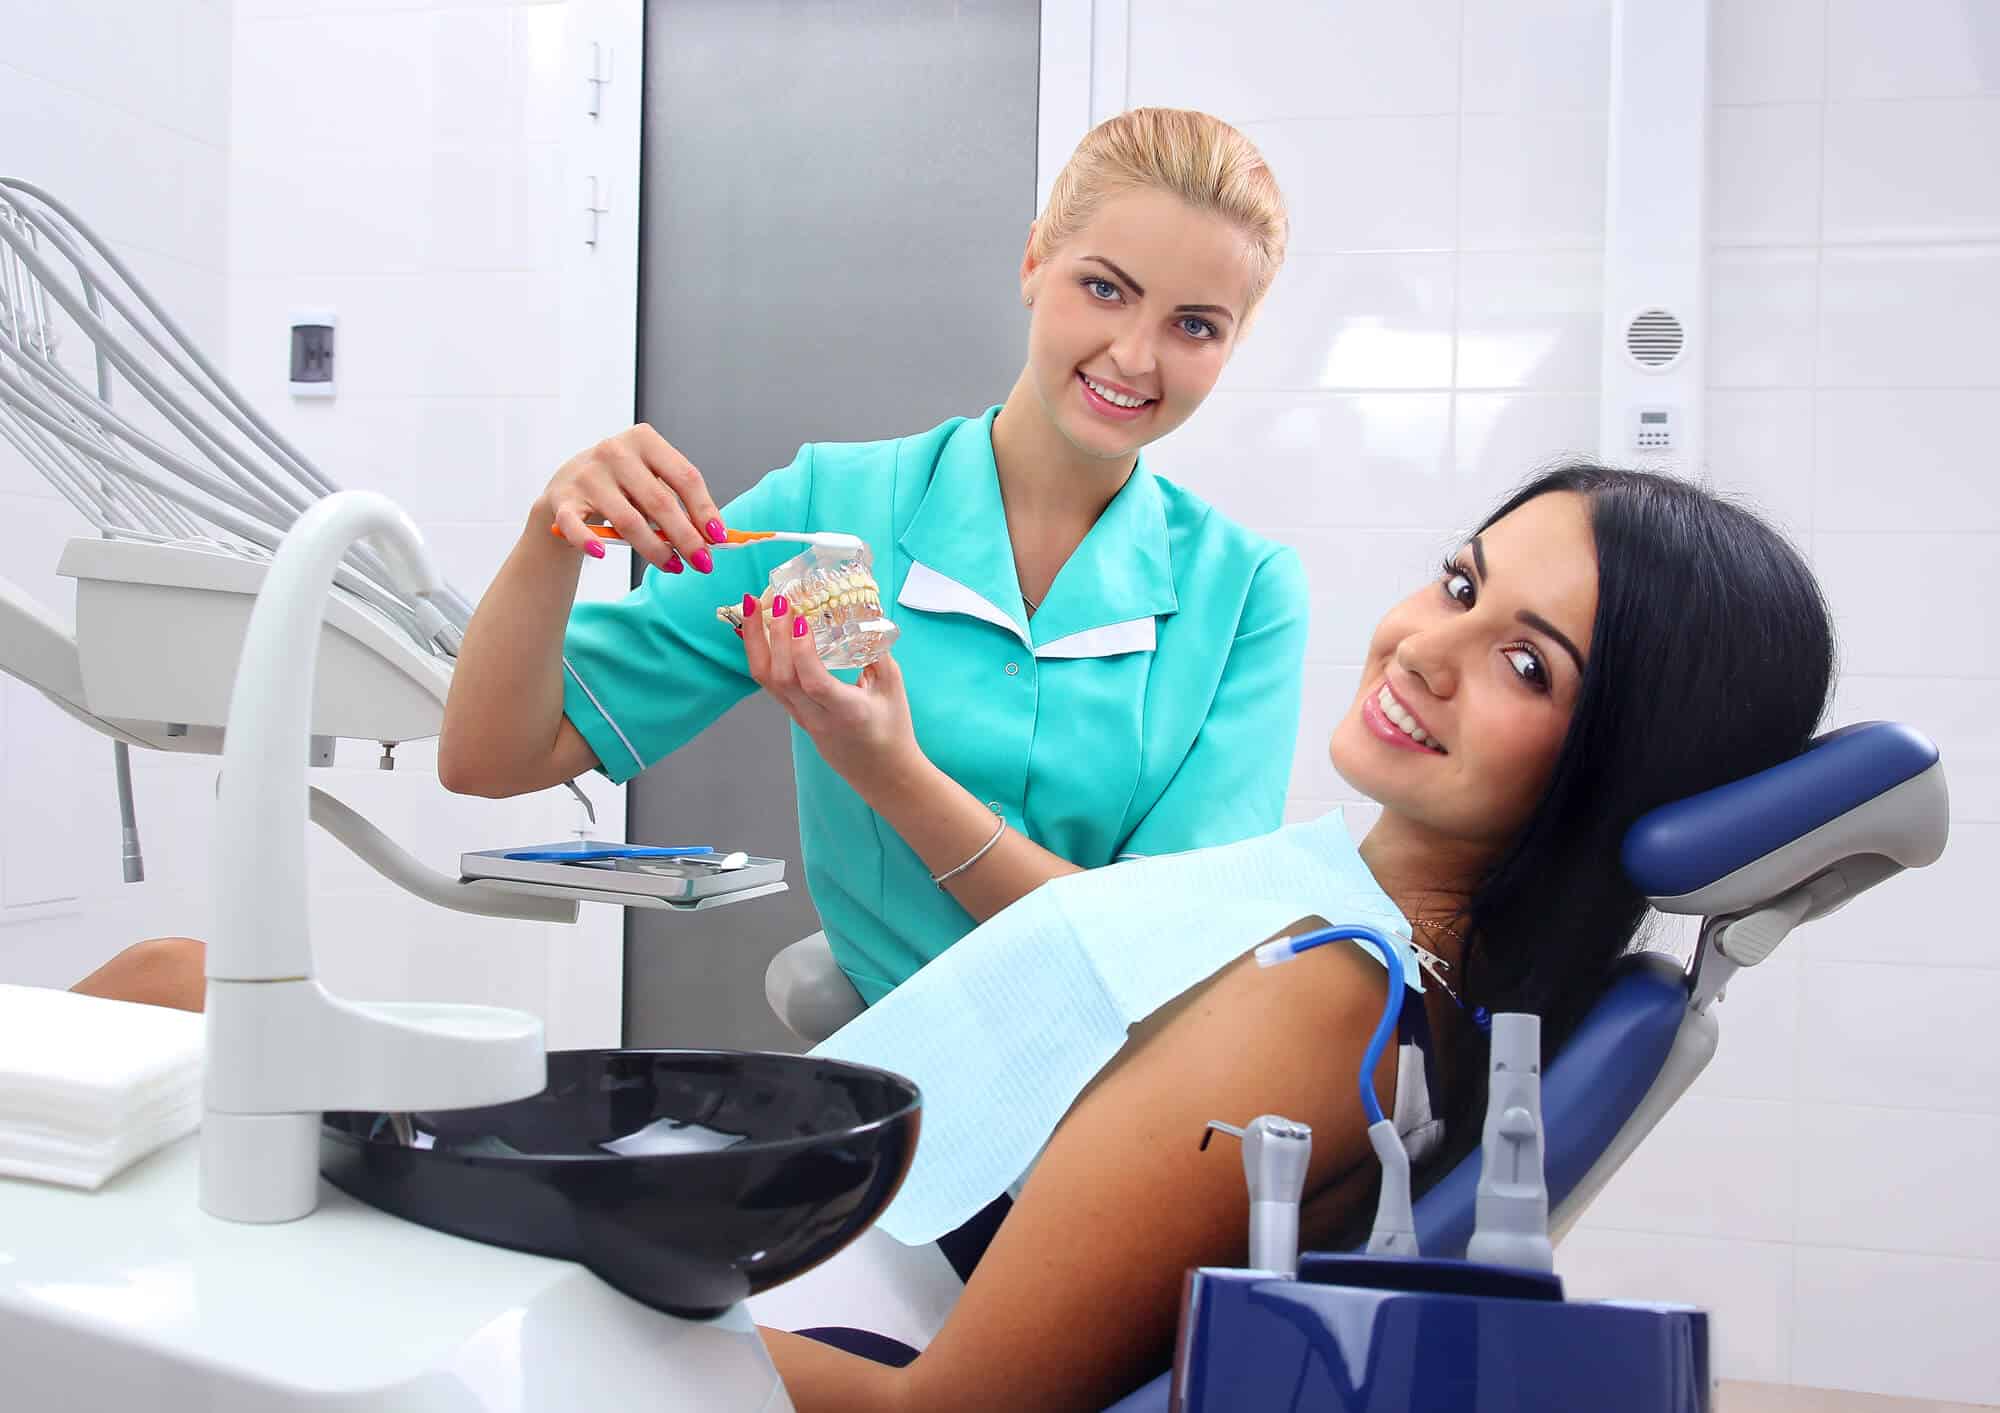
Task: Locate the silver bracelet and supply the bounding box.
[931,815,1008,889]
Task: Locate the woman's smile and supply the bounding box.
[1076,369,1156,422]
[1362,680,1447,754]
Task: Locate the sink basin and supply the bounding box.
[321,1049,920,1318]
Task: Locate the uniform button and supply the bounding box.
[1004,661,1020,676]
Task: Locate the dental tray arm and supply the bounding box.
[307,786,578,924]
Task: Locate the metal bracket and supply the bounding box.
[586,41,614,119]
[584,175,611,249]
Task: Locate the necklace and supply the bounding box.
[1408,916,1466,1008]
[1021,591,1041,615]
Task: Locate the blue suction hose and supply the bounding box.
[1255,923,1406,1124]
[1254,922,1418,1255]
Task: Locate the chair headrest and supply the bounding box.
[1622,721,1948,918]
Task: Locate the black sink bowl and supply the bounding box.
[321,1049,920,1318]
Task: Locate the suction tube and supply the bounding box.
[1255,924,1418,1256]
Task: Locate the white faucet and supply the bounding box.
[200,492,545,1224]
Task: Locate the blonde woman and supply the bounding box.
[442,109,1301,1003]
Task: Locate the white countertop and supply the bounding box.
[0,1134,789,1412]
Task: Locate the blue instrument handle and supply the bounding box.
[503,846,716,862]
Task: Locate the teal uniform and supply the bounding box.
[562,408,1307,1003]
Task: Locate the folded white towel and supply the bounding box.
[0,984,204,1190]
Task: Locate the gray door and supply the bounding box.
[627,1,1041,1049]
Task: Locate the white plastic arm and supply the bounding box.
[306,786,578,924]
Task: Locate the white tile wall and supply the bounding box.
[1814,390,2000,534]
[1557,1228,1797,1384]
[1713,104,1824,247]
[1824,0,2000,101]
[1126,0,2000,1401]
[0,0,613,1047]
[221,0,610,1043]
[0,0,236,973]
[1791,1247,2000,1405]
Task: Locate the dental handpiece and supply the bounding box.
[1203,1114,1313,1276]
[1465,1011,1554,1273]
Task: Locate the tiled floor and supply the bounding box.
[1722,1382,1995,1412]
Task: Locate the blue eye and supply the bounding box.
[1179,316,1218,340]
[1083,277,1120,301]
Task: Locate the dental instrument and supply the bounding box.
[719,528,867,550]
[552,521,867,552]
[502,844,717,862]
[1252,922,1419,1258]
[1198,1116,1311,1276]
[1464,1011,1554,1274]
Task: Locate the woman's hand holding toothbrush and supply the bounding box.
[539,423,729,575]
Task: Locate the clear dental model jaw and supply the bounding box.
[716,543,899,670]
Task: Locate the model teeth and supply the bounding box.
[1083,374,1148,409]
[715,567,885,632]
[1377,685,1441,750]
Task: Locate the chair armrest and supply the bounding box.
[766,931,866,1044]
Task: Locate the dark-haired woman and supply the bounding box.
[763,467,1836,1412]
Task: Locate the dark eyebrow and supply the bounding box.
[1469,535,1586,676]
[1519,611,1587,678]
[1081,256,1238,324]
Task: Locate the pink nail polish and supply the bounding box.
[585,540,606,559]
[706,519,727,545]
[664,553,684,574]
[792,614,809,639]
[733,626,744,639]
[742,594,758,618]
[691,548,714,574]
[771,594,790,617]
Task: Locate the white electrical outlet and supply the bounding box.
[288,309,336,399]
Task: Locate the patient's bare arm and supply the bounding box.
[762,940,1403,1413]
[70,936,207,1012]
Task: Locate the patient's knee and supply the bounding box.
[70,935,207,1013]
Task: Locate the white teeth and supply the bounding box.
[1377,685,1440,750]
[1083,374,1148,409]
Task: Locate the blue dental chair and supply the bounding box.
[766,722,1950,1410]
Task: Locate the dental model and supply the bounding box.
[716,542,899,670]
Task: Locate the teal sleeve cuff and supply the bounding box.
[561,654,648,784]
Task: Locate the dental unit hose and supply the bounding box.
[113,740,143,883]
[1254,924,1418,1258]
[1465,1011,1554,1273]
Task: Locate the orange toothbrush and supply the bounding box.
[552,522,862,550]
